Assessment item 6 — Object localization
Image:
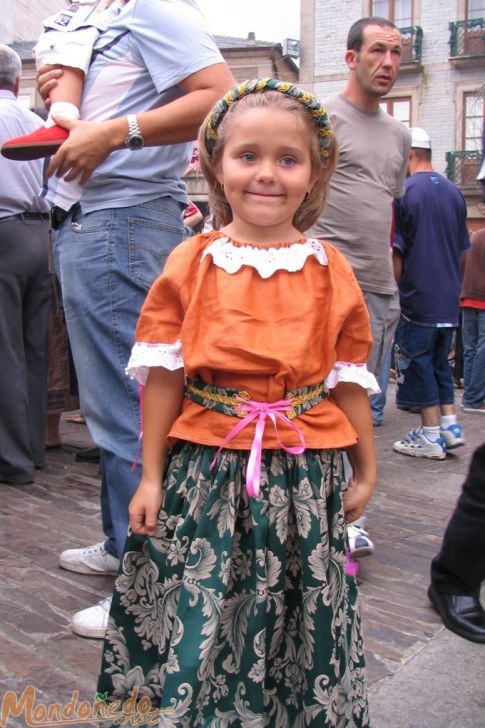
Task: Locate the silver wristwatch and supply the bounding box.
[125,114,144,150]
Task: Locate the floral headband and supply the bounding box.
[204,78,334,165]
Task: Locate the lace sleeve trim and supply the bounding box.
[325,362,380,395]
[125,341,184,384]
[201,237,328,278]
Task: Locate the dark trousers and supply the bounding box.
[0,217,51,482]
[431,443,485,595]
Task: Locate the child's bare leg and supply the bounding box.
[46,66,85,126]
[49,66,84,108]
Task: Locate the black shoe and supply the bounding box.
[75,447,100,463]
[428,583,485,643]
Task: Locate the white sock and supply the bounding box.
[440,415,457,429]
[422,425,440,442]
[46,102,80,127]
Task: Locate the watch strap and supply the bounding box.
[125,114,144,149]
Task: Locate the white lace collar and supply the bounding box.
[201,236,328,279]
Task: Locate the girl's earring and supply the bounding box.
[304,191,310,200]
[220,181,225,191]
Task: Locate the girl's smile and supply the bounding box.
[217,107,317,243]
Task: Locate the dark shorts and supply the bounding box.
[395,317,455,407]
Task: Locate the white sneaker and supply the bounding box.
[347,524,374,558]
[70,596,111,639]
[439,423,465,449]
[393,428,447,460]
[59,541,120,575]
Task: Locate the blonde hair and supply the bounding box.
[198,87,337,232]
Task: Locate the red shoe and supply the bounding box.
[1,124,69,161]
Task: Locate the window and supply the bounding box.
[371,1,413,26]
[466,0,485,20]
[463,1,485,55]
[463,93,484,151]
[461,92,484,183]
[379,97,411,126]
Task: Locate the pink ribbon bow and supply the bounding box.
[210,396,306,497]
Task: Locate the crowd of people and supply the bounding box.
[0,2,484,725]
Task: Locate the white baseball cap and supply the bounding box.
[410,127,431,149]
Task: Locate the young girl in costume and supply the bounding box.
[97,78,378,727]
[1,0,128,161]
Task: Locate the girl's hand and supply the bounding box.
[128,478,163,536]
[46,117,122,184]
[36,64,64,108]
[343,475,375,523]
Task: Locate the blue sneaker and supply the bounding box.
[439,423,465,449]
[393,428,447,460]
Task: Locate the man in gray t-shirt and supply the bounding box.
[309,16,411,559]
[310,16,411,378]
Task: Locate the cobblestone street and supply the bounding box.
[0,383,483,727]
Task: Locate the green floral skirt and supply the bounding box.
[97,443,369,727]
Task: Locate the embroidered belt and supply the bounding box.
[185,379,327,497]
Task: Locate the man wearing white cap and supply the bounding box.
[392,128,470,459]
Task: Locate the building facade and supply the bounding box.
[300,0,485,230]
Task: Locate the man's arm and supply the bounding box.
[41,62,235,183]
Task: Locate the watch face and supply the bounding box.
[129,135,144,150]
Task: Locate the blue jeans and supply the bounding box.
[462,307,485,408]
[394,317,455,408]
[370,343,392,424]
[54,197,185,558]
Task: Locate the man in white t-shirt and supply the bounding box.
[37,0,234,640]
[309,16,411,558]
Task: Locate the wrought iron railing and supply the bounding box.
[449,18,485,58]
[446,151,482,186]
[399,26,423,64]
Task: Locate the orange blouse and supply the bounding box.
[128,232,375,451]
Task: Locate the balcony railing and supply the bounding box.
[399,26,423,65]
[449,18,485,58]
[446,151,482,187]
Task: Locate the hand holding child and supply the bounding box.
[46,116,122,184]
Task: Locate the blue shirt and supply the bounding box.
[0,90,50,217]
[394,171,470,325]
[48,0,224,213]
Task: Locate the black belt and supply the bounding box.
[0,212,50,223]
[50,203,80,230]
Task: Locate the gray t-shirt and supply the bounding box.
[310,93,411,295]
